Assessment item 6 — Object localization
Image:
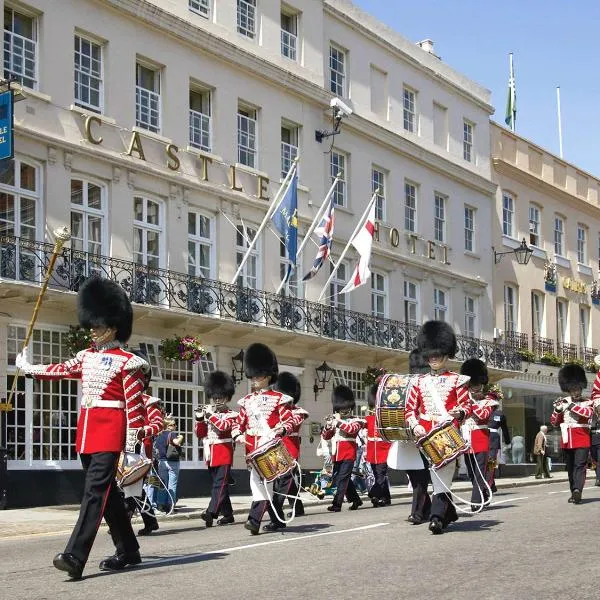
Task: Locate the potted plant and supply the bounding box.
[64,325,92,357]
[362,366,387,389]
[586,361,598,374]
[516,349,536,363]
[160,336,207,363]
[540,353,562,367]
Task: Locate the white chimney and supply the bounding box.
[418,39,435,54]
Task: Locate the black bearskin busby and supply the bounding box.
[274,371,301,405]
[558,363,588,393]
[460,358,489,386]
[244,343,279,383]
[78,276,133,343]
[416,320,457,359]
[332,384,355,412]
[205,370,235,401]
[409,349,430,375]
[368,383,378,409]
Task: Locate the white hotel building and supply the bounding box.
[0,0,518,505]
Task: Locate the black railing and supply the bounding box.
[532,333,555,358]
[557,342,578,363]
[504,330,529,351]
[0,235,522,370]
[581,347,598,366]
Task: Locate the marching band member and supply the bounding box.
[460,359,497,511]
[589,356,600,486]
[486,392,511,493]
[405,321,472,535]
[551,364,594,504]
[15,276,151,579]
[195,371,238,527]
[231,343,293,535]
[366,384,391,507]
[322,385,365,512]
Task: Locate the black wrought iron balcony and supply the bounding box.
[532,334,555,359]
[557,342,578,363]
[0,235,522,370]
[504,330,529,351]
[581,347,598,367]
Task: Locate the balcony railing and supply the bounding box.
[0,235,522,370]
[504,330,529,351]
[581,347,598,366]
[557,342,578,363]
[532,333,555,358]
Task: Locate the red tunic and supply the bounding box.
[282,406,309,460]
[195,409,238,467]
[550,397,593,449]
[321,417,365,462]
[364,414,391,464]
[464,396,497,454]
[141,393,165,457]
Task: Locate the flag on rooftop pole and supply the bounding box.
[272,171,298,285]
[505,52,516,132]
[302,195,335,281]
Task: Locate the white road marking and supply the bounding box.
[490,497,528,506]
[548,490,571,495]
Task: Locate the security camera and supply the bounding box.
[330,97,353,118]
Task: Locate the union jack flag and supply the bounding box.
[303,198,335,281]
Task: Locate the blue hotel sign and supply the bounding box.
[0,89,14,161]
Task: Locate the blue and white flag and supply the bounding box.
[272,172,298,283]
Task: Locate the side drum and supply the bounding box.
[248,438,295,482]
[417,421,470,470]
[375,373,414,442]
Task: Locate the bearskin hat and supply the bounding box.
[77,276,133,342]
[416,320,457,359]
[558,363,588,393]
[409,349,430,375]
[367,383,378,409]
[244,343,278,382]
[205,370,235,401]
[274,371,301,405]
[332,384,355,412]
[460,358,489,386]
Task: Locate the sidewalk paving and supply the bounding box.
[0,471,576,539]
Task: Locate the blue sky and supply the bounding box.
[354,0,600,178]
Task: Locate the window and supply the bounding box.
[554,216,565,257]
[330,150,347,207]
[236,223,259,289]
[433,102,448,149]
[371,272,387,319]
[433,288,448,322]
[188,212,213,279]
[3,7,37,89]
[463,120,474,162]
[403,87,416,133]
[529,204,541,247]
[330,261,348,310]
[579,306,590,349]
[464,206,475,252]
[531,292,544,336]
[189,0,210,18]
[504,285,517,333]
[189,87,212,153]
[502,193,514,237]
[133,196,163,288]
[434,193,446,243]
[70,179,105,259]
[371,167,385,221]
[136,63,161,133]
[280,11,297,61]
[404,181,417,232]
[74,35,103,112]
[237,0,256,39]
[237,105,257,168]
[464,295,476,338]
[556,299,568,343]
[279,236,301,298]
[329,44,346,97]
[403,280,419,325]
[577,224,587,264]
[281,123,298,179]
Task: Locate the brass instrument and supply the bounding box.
[194,403,228,421]
[553,397,569,411]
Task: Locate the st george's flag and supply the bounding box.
[341,200,376,294]
[303,197,335,281]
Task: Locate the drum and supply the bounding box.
[375,373,414,442]
[116,452,153,488]
[248,438,295,482]
[417,421,470,470]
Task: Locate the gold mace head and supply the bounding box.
[52,227,71,242]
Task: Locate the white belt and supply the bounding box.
[82,398,125,409]
[367,437,386,442]
[489,428,498,433]
[210,438,233,444]
[566,424,590,429]
[471,425,488,431]
[288,433,300,438]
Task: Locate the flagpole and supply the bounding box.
[230,158,298,284]
[556,86,563,159]
[317,189,379,302]
[509,53,516,132]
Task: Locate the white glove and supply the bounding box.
[413,424,427,438]
[15,347,31,370]
[204,404,215,416]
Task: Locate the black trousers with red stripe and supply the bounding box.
[207,464,233,518]
[65,452,139,565]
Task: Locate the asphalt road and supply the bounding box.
[1,482,598,600]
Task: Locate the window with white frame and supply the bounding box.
[556,299,568,343]
[554,216,565,257]
[236,223,259,289]
[188,211,214,279]
[329,44,346,97]
[403,86,416,133]
[502,192,514,237]
[531,291,544,336]
[332,369,366,405]
[281,123,298,179]
[280,10,297,61]
[70,179,105,259]
[577,223,587,264]
[330,150,347,207]
[464,295,476,338]
[529,204,541,247]
[371,167,386,221]
[237,105,257,168]
[463,120,474,162]
[3,7,37,89]
[504,285,518,333]
[189,87,212,153]
[189,0,210,18]
[579,305,590,349]
[133,196,163,270]
[136,62,161,133]
[74,34,103,112]
[330,261,348,310]
[464,205,475,252]
[403,280,419,325]
[433,288,448,322]
[237,0,256,39]
[279,236,301,298]
[404,181,417,232]
[434,193,446,243]
[371,272,387,319]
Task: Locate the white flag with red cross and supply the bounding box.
[341,201,376,294]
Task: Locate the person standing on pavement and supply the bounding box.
[486,395,511,493]
[154,417,184,512]
[533,425,551,479]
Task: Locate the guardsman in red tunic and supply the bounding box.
[15,276,150,579]
[460,359,497,511]
[195,371,238,527]
[321,385,365,512]
[405,321,472,535]
[366,384,392,507]
[551,364,594,504]
[231,343,293,535]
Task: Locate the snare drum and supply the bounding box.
[116,452,153,488]
[417,421,469,470]
[248,438,295,482]
[375,373,414,442]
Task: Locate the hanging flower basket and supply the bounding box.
[362,366,388,389]
[64,326,92,357]
[160,336,207,363]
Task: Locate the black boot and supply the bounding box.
[53,553,84,580]
[99,551,141,571]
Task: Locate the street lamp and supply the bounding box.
[231,349,245,384]
[493,238,533,265]
[313,361,334,401]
